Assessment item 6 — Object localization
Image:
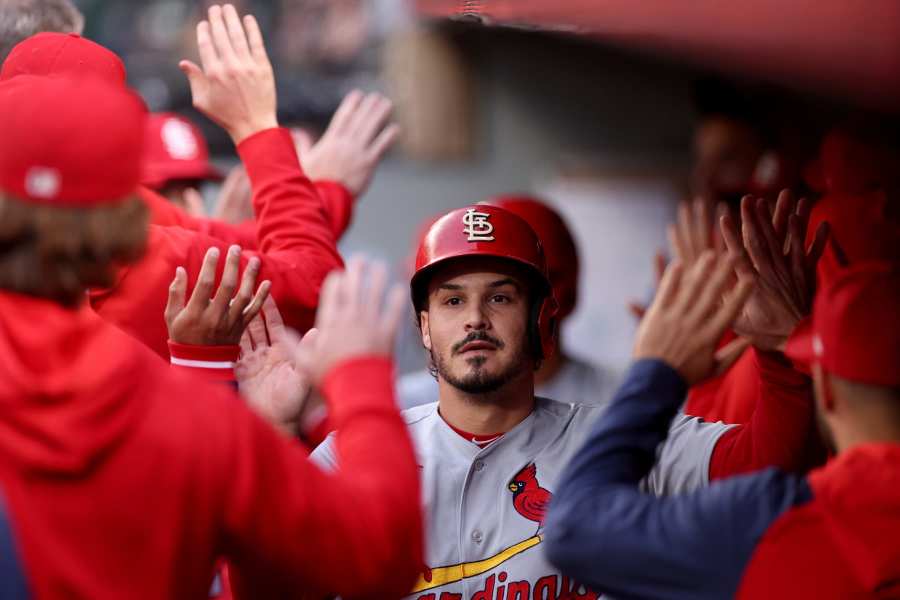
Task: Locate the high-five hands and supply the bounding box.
[720,190,829,352]
[633,253,753,386]
[180,4,277,145]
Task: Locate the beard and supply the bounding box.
[431,331,529,395]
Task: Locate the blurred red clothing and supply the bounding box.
[0,293,422,599]
[91,128,344,359]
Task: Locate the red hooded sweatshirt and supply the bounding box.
[90,127,344,360]
[738,443,900,599]
[0,292,422,599]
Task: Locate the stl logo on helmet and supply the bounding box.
[462,208,495,242]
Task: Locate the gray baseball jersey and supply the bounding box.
[396,356,622,410]
[311,397,731,599]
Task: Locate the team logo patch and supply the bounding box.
[25,166,61,199]
[161,118,199,160]
[412,462,555,595]
[462,208,495,242]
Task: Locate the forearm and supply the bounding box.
[709,348,815,479]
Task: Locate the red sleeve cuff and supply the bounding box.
[321,356,397,426]
[168,341,240,382]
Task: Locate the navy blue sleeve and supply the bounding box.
[544,359,812,600]
[0,495,29,600]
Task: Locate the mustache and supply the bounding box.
[452,331,505,355]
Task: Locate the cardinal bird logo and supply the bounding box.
[508,462,552,530]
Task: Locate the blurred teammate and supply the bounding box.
[0,0,82,60]
[141,112,224,209]
[397,196,620,409]
[546,262,900,600]
[0,72,421,598]
[315,202,825,598]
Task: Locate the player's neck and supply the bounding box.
[437,371,535,436]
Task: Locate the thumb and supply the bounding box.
[291,128,314,159]
[713,337,751,377]
[178,60,207,100]
[165,266,188,324]
[292,327,320,378]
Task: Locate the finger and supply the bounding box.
[674,250,717,312]
[342,256,366,315]
[706,278,754,339]
[208,4,238,65]
[178,60,208,97]
[368,123,401,162]
[211,245,243,313]
[380,284,408,347]
[292,327,320,375]
[222,4,251,60]
[259,294,285,341]
[329,90,364,135]
[347,93,382,136]
[755,197,788,268]
[793,196,812,250]
[692,196,712,253]
[788,214,808,304]
[806,220,830,268]
[314,269,344,330]
[627,301,647,320]
[183,187,206,217]
[240,314,261,355]
[187,247,221,310]
[713,203,729,255]
[654,259,683,309]
[676,201,696,260]
[689,254,744,322]
[241,280,271,329]
[740,196,771,274]
[245,290,269,345]
[242,14,268,64]
[165,266,188,323]
[653,250,667,286]
[227,255,260,322]
[771,189,794,239]
[713,337,751,376]
[363,260,388,322]
[195,21,219,73]
[667,223,688,264]
[358,96,394,145]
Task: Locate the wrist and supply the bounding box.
[168,341,239,382]
[229,116,279,145]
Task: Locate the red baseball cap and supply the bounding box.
[0,32,126,86]
[485,195,580,319]
[141,113,223,189]
[0,75,147,206]
[786,262,900,387]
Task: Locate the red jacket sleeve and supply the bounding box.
[708,348,819,480]
[140,178,355,247]
[220,357,423,599]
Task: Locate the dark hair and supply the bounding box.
[0,194,148,306]
[0,0,84,61]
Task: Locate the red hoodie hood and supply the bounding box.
[809,443,900,595]
[0,292,153,475]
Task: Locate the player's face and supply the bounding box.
[421,259,533,395]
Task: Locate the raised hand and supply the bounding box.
[179,4,277,144]
[720,190,829,351]
[293,256,406,387]
[236,296,316,437]
[165,245,271,346]
[668,196,727,268]
[295,91,400,197]
[633,252,753,385]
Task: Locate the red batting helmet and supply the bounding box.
[411,204,559,359]
[486,195,580,319]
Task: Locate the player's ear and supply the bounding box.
[419,310,432,351]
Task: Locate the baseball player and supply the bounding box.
[313,202,823,599]
[141,111,225,208]
[397,196,621,410]
[0,73,421,598]
[546,261,900,599]
[1,6,397,359]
